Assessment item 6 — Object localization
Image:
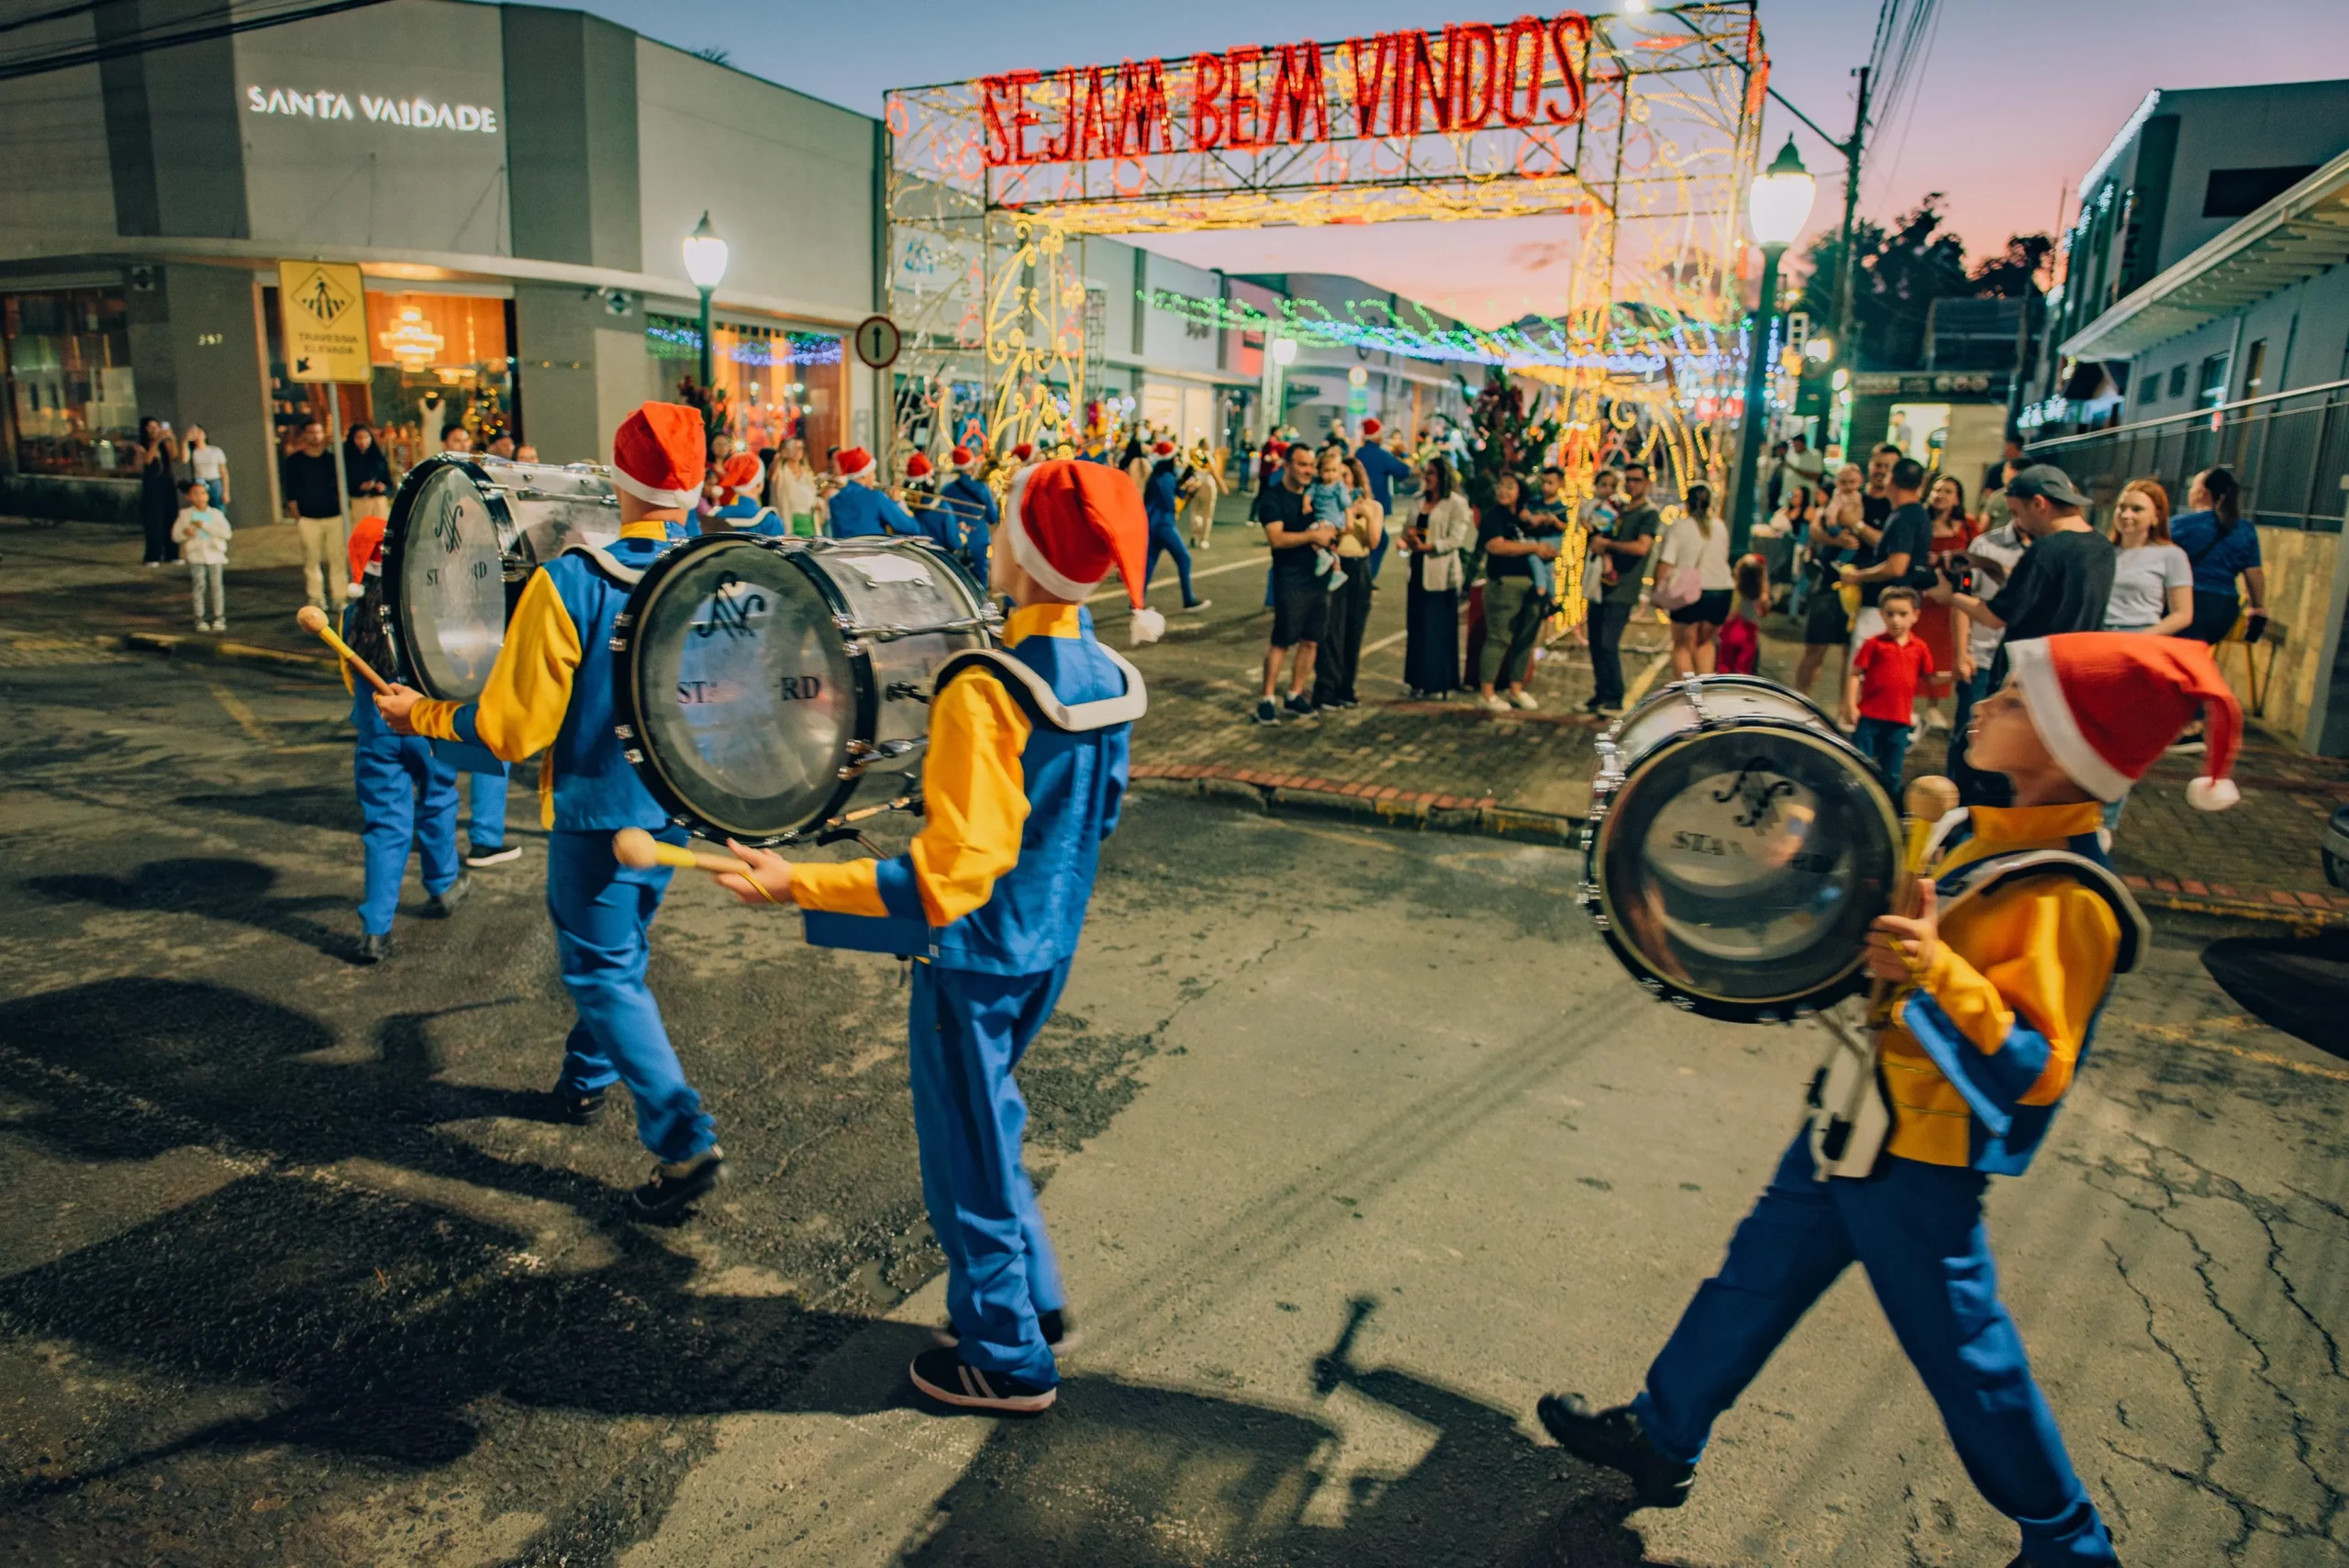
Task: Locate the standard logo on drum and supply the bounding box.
[778,675,821,700]
[1714,761,1799,831]
[692,574,766,640]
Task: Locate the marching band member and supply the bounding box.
[824,446,918,539]
[374,403,723,1222]
[938,445,998,584]
[1541,633,2243,1568]
[343,523,468,963]
[718,460,1159,1414]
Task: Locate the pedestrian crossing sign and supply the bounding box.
[277,260,370,384]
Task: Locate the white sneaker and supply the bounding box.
[1511,691,1539,710]
[1476,694,1511,713]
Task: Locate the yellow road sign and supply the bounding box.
[277,261,369,384]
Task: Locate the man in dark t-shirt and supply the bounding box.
[280,419,347,612]
[1587,462,1660,714]
[1841,455,1933,657]
[1252,442,1335,723]
[1930,463,2116,804]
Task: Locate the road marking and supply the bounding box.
[209,681,274,747]
[1089,554,1268,606]
[2130,1021,2349,1083]
[1360,628,1408,657]
[1621,651,1673,709]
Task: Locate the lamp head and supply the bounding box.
[1747,137,1816,250]
[1271,337,1298,366]
[682,211,729,290]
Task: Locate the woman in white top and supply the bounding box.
[183,424,229,509]
[1656,482,1735,674]
[764,437,823,538]
[2104,477,2193,636]
[1182,443,1220,547]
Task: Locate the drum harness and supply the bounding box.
[1803,810,2150,1181]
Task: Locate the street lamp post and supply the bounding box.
[681,211,729,401]
[1730,139,1816,557]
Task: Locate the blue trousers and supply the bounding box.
[465,770,508,851]
[1144,516,1197,605]
[1633,1134,2115,1565]
[547,828,715,1163]
[1852,714,1914,789]
[909,960,1069,1387]
[354,728,460,936]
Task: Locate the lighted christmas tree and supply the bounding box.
[1455,367,1564,510]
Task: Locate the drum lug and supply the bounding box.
[623,747,644,764]
[885,681,929,702]
[607,635,629,653]
[615,723,635,740]
[841,640,864,659]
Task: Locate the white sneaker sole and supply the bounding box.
[466,846,523,867]
[909,1359,1056,1413]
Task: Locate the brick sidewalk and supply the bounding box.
[10,511,2344,926]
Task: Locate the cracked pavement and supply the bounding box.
[1,606,2345,1565]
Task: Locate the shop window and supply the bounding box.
[2202,166,2317,219]
[645,314,845,462]
[262,286,516,471]
[3,287,139,478]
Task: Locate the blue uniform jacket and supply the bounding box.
[828,484,918,539]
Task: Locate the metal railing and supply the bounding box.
[2025,376,2349,532]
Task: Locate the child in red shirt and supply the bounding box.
[1842,585,1932,785]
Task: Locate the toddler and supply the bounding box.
[170,480,232,631]
[1308,448,1352,588]
[1842,584,1932,784]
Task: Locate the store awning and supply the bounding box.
[2061,148,2349,361]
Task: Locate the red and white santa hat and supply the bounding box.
[611,402,706,507]
[906,450,933,480]
[714,451,762,504]
[1360,417,1382,438]
[2007,632,2243,809]
[1005,458,1162,646]
[1152,439,1174,456]
[951,445,976,469]
[835,446,875,480]
[1011,441,1035,462]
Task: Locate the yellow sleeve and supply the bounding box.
[789,671,1031,926]
[1917,879,2120,1106]
[410,569,579,760]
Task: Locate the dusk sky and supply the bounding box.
[568,0,2349,325]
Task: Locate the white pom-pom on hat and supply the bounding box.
[2186,775,2241,812]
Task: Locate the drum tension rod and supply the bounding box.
[884,682,930,703]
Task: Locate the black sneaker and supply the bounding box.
[1181,597,1212,612]
[552,1086,607,1126]
[933,1307,1077,1352]
[629,1147,724,1222]
[1536,1394,1694,1508]
[423,873,473,917]
[1284,693,1315,717]
[356,930,393,964]
[1253,698,1280,725]
[907,1347,1056,1414]
[465,844,522,868]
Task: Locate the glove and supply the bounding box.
[2243,612,2268,646]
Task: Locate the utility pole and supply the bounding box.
[1831,64,1872,446]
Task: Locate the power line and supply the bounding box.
[0,0,393,84]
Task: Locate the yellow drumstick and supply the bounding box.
[294,605,394,696]
[611,828,784,903]
[1869,773,1961,1024]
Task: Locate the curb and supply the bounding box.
[1130,762,1581,845]
[2124,878,2348,932]
[119,630,338,678]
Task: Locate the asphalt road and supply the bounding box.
[1,639,2343,1567]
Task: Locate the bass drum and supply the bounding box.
[382,454,621,699]
[1582,675,1902,1022]
[611,534,994,846]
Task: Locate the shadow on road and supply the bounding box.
[27,856,362,962]
[176,785,364,835]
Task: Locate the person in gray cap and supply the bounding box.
[1928,463,2116,805]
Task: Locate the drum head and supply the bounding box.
[1590,719,1900,1021]
[384,459,510,700]
[615,536,868,845]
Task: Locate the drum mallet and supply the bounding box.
[1870,773,1962,1022]
[611,828,784,904]
[294,605,393,696]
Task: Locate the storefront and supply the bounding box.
[0,0,885,525]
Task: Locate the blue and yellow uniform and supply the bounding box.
[1633,801,2123,1565]
[939,472,997,582]
[344,603,461,936]
[406,520,716,1164]
[790,602,1136,1388]
[826,481,918,539]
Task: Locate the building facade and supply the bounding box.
[0,0,885,526]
